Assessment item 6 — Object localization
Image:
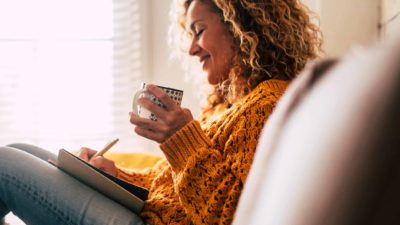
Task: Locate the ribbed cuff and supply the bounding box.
[116,167,130,181]
[160,120,211,172]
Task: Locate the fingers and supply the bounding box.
[145,84,179,111]
[130,109,194,143]
[134,126,166,143]
[135,84,182,122]
[182,108,194,120]
[130,113,169,134]
[130,112,162,130]
[136,97,167,121]
[78,147,118,176]
[134,98,189,126]
[90,156,117,176]
[129,110,165,143]
[78,147,97,162]
[129,84,195,143]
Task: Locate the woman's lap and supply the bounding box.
[6,143,58,162]
[0,145,144,225]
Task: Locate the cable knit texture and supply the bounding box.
[117,80,288,225]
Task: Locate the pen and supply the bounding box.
[92,138,119,158]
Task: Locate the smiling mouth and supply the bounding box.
[200,55,210,64]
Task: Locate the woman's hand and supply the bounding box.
[78,147,118,176]
[130,84,194,143]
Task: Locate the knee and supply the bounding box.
[4,143,55,162]
[6,143,34,150]
[0,146,18,159]
[0,146,40,171]
[0,144,31,157]
[0,146,13,152]
[0,146,37,159]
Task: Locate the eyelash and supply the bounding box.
[195,29,204,37]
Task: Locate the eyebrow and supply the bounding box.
[189,19,204,31]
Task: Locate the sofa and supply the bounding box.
[233,33,400,225]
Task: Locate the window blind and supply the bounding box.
[0,0,147,153]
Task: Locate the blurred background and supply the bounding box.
[0,0,398,155]
[0,0,398,224]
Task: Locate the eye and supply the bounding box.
[195,29,204,37]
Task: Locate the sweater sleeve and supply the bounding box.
[160,101,274,225]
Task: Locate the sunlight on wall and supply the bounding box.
[0,0,118,153]
[0,0,112,38]
[11,43,114,137]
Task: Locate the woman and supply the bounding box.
[0,0,321,224]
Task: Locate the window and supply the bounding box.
[0,0,148,153]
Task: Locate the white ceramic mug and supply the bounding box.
[132,83,183,121]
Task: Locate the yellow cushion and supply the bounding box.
[104,152,162,169]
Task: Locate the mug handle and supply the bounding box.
[132,89,147,115]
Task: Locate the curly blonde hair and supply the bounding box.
[170,0,323,112]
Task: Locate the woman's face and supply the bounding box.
[186,0,235,85]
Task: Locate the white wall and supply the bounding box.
[304,0,380,56]
[320,0,380,56]
[381,0,400,39]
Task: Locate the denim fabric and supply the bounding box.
[0,144,144,225]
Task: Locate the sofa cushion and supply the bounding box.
[233,34,400,225]
[105,152,162,169]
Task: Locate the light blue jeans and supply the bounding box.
[0,143,144,225]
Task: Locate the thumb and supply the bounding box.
[182,108,194,120]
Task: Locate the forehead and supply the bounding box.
[186,0,215,24]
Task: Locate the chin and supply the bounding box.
[208,73,229,85]
[205,68,226,85]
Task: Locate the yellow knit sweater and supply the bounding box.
[117,80,288,225]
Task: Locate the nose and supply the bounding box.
[188,38,200,56]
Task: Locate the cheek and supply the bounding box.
[217,41,234,69]
[201,31,235,71]
[197,36,210,52]
[216,33,234,57]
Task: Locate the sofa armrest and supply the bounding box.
[234,34,400,225]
